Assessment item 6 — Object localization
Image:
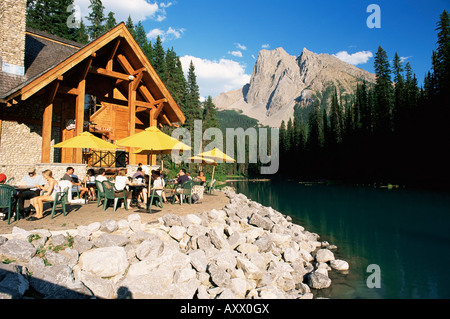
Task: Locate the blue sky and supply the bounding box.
[75,0,450,98]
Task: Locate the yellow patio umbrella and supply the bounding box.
[52,132,119,186]
[192,148,235,183]
[187,155,218,166]
[116,126,191,199]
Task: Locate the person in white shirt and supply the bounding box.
[18,166,46,216]
[151,170,167,203]
[113,169,132,208]
[95,168,108,183]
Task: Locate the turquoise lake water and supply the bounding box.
[230,180,450,299]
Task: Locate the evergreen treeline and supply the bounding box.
[277,10,450,188]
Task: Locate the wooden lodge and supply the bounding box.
[0,0,185,180]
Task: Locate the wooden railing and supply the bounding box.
[83,150,128,168]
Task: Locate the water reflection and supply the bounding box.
[232,181,450,299]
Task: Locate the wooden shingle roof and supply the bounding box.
[0,27,83,98]
[0,23,185,126]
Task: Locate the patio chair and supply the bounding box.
[50,187,69,219]
[0,184,18,224]
[102,181,128,212]
[172,180,194,205]
[95,180,105,207]
[148,188,164,210]
[205,179,216,195]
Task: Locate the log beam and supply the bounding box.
[41,79,60,163]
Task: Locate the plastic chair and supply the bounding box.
[50,187,69,219]
[95,180,105,207]
[0,185,18,224]
[102,181,128,212]
[148,188,164,211]
[172,180,194,205]
[205,179,216,195]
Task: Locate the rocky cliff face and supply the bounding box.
[213,47,376,127]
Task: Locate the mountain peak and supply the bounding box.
[214,47,376,127]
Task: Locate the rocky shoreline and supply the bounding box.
[0,187,348,299]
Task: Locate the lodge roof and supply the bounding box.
[0,27,83,98]
[0,23,185,126]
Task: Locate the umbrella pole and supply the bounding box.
[211,165,216,183]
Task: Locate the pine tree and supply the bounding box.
[153,36,167,83]
[75,18,89,44]
[307,100,322,153]
[435,10,450,101]
[134,22,148,48]
[203,96,219,130]
[373,46,393,134]
[392,52,406,132]
[105,11,117,31]
[286,118,293,154]
[86,0,106,39]
[329,88,343,145]
[125,15,135,38]
[27,0,76,41]
[183,61,202,133]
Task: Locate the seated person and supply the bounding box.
[28,170,59,220]
[172,169,190,203]
[95,168,108,183]
[132,167,145,181]
[17,166,46,216]
[86,169,96,201]
[0,173,13,220]
[195,171,206,186]
[151,170,166,203]
[63,167,88,199]
[108,169,132,208]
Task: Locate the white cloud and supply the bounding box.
[147,27,185,41]
[333,50,373,65]
[400,56,412,63]
[74,0,167,23]
[229,50,243,58]
[262,44,270,49]
[180,55,251,98]
[235,43,247,51]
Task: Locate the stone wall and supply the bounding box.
[0,0,27,69]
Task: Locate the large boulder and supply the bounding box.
[78,247,128,278]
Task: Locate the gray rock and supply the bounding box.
[73,235,93,254]
[254,233,273,252]
[0,263,29,299]
[0,239,36,262]
[249,212,274,231]
[135,237,163,261]
[128,214,142,232]
[28,264,92,299]
[307,271,332,289]
[100,219,118,233]
[0,236,8,245]
[188,249,208,272]
[207,262,231,287]
[93,233,129,248]
[236,256,263,280]
[196,234,213,251]
[162,214,182,227]
[315,249,335,263]
[78,247,129,278]
[329,259,349,271]
[227,231,246,250]
[51,234,68,247]
[169,225,187,242]
[208,229,229,250]
[78,270,116,299]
